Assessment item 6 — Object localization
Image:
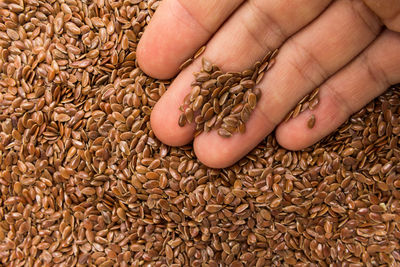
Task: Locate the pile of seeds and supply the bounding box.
[1,0,400,266]
[178,51,277,138]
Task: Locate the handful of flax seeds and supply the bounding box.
[178,49,278,138]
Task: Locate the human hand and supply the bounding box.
[137,0,400,168]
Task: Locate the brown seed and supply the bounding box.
[307,114,316,129]
[87,49,100,58]
[206,204,223,213]
[241,79,255,89]
[223,116,239,127]
[192,95,204,111]
[201,103,211,117]
[235,203,249,213]
[202,79,217,89]
[205,115,217,128]
[292,104,302,119]
[71,59,91,68]
[81,187,96,195]
[218,128,232,138]
[309,87,320,100]
[229,84,243,94]
[196,72,210,82]
[283,110,294,123]
[117,208,126,220]
[91,17,105,27]
[65,22,81,35]
[202,58,213,72]
[231,103,244,114]
[194,45,206,59]
[7,29,19,40]
[309,97,319,110]
[221,123,236,133]
[190,86,201,102]
[184,107,194,123]
[179,58,193,70]
[165,245,173,260]
[256,72,265,84]
[238,121,246,133]
[217,73,233,85]
[259,61,269,74]
[218,92,230,106]
[178,113,187,127]
[203,107,214,121]
[266,58,276,71]
[55,114,71,122]
[240,104,251,122]
[248,93,257,109]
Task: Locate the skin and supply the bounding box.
[137,0,400,168]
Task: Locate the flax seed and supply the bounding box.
[0,1,399,266]
[179,58,193,71]
[307,114,316,128]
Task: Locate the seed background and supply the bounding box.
[0,0,400,266]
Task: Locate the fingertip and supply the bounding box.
[137,0,214,80]
[275,121,311,151]
[136,0,186,79]
[193,109,277,168]
[150,101,194,147]
[137,30,178,80]
[194,135,235,168]
[275,124,307,151]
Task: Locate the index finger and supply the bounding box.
[137,0,243,79]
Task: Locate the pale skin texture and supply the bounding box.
[137,0,400,168]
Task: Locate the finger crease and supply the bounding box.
[325,82,354,117]
[361,50,390,93]
[256,103,281,128]
[248,0,288,46]
[175,0,214,35]
[257,91,287,126]
[287,39,329,88]
[240,19,274,53]
[350,0,383,37]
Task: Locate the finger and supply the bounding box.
[150,64,199,146]
[197,0,333,71]
[194,0,383,168]
[362,0,400,32]
[276,30,400,150]
[151,0,332,149]
[137,0,243,79]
